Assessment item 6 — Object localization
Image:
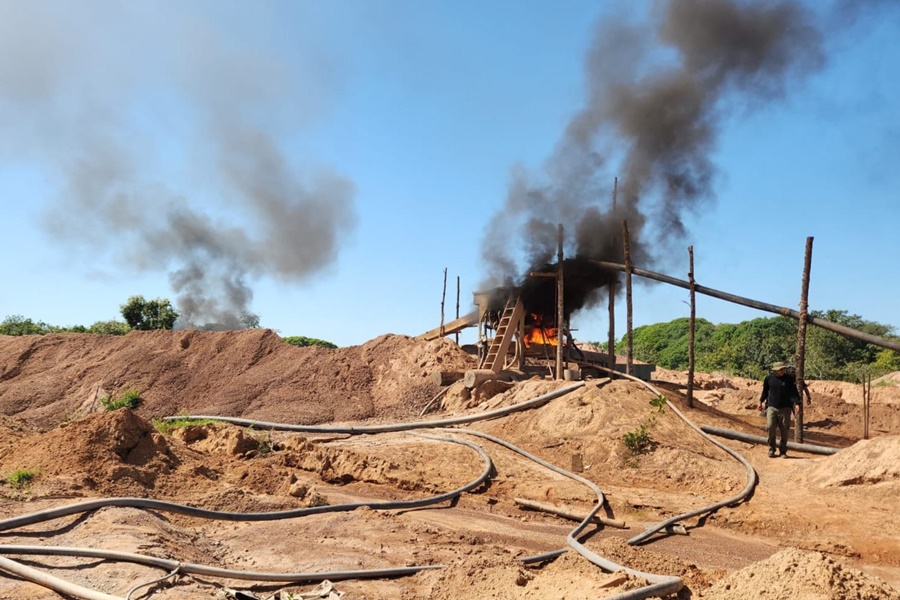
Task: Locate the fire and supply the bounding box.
[523,313,558,348]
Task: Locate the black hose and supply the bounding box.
[0,545,443,583]
[162,382,586,433]
[0,434,492,533]
[459,429,683,600]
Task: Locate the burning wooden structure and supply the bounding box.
[418,270,655,382]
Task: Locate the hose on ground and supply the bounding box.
[700,425,839,455]
[0,434,492,533]
[459,429,683,600]
[588,365,758,546]
[0,546,443,584]
[0,434,488,598]
[163,382,586,434]
[125,565,180,600]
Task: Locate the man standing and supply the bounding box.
[758,362,800,458]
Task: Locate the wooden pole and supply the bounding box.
[440,268,447,337]
[794,237,813,443]
[863,374,871,440]
[556,224,565,380]
[608,280,616,375]
[612,176,618,211]
[513,497,626,529]
[588,259,900,352]
[688,246,695,409]
[455,275,461,344]
[623,220,633,376]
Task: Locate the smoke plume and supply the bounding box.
[0,2,356,328]
[482,0,825,315]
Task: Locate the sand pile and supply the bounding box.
[0,331,476,430]
[700,547,900,599]
[806,436,900,487]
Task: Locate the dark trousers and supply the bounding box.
[766,406,792,454]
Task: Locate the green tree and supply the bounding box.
[88,320,132,335]
[120,296,179,330]
[626,317,717,369]
[0,315,55,336]
[700,316,796,379]
[282,335,337,349]
[805,310,894,380]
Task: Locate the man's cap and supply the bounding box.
[771,361,789,371]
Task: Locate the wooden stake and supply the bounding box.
[608,280,616,375]
[455,275,460,345]
[863,374,871,440]
[514,498,627,529]
[688,246,695,409]
[440,268,447,337]
[623,220,633,376]
[794,237,813,443]
[556,224,565,380]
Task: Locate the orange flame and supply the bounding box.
[523,327,558,348]
[523,314,558,347]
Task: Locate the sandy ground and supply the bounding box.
[0,330,898,599]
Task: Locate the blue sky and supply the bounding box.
[1,0,898,347]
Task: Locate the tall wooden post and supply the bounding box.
[608,281,616,375]
[863,374,871,440]
[556,224,565,380]
[794,237,813,443]
[623,220,633,376]
[440,268,448,337]
[612,176,618,211]
[455,276,460,344]
[688,246,696,409]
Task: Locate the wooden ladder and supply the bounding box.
[483,296,524,373]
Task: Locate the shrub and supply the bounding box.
[623,424,653,454]
[282,336,337,349]
[5,468,37,489]
[151,416,217,434]
[100,389,142,411]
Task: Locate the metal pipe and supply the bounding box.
[700,425,839,455]
[589,260,900,352]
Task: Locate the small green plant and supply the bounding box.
[623,394,669,457]
[100,389,142,411]
[5,468,37,489]
[623,423,653,454]
[151,416,217,434]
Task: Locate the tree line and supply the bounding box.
[601,309,900,382]
[1,296,336,348]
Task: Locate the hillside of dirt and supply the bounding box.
[0,330,898,599]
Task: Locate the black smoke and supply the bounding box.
[481,0,827,316]
[0,3,356,328]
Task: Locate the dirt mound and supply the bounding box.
[806,436,900,488]
[700,547,900,599]
[0,409,174,497]
[2,332,900,598]
[0,331,476,430]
